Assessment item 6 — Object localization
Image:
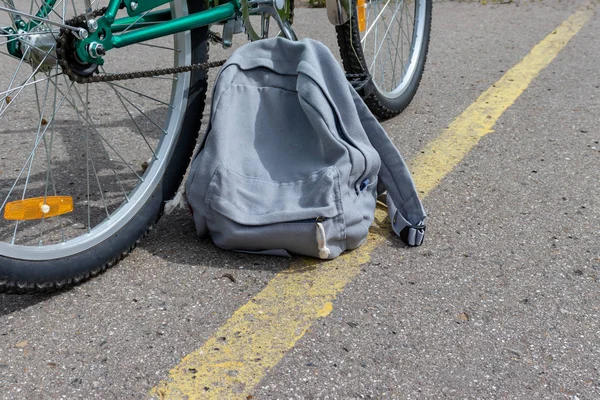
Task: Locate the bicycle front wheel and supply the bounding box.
[336,0,432,119]
[0,1,208,291]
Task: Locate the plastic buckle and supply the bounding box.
[406,225,426,246]
[395,210,426,246]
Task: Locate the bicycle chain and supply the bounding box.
[56,8,226,84]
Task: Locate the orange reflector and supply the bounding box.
[358,0,367,33]
[4,196,73,221]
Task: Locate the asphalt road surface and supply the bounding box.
[1,0,599,399]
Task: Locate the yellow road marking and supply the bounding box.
[148,7,593,400]
[149,218,388,400]
[409,8,594,196]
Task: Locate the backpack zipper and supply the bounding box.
[302,74,371,194]
[333,117,371,195]
[315,216,331,259]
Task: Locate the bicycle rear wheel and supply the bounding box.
[336,0,432,118]
[0,1,208,291]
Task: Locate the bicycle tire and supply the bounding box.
[336,0,432,119]
[0,0,208,292]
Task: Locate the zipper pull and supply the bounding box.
[316,217,331,259]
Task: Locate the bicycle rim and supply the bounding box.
[359,0,427,98]
[0,0,192,260]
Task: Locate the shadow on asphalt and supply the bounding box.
[139,201,398,273]
[138,207,299,273]
[0,293,54,317]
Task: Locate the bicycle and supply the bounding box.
[0,0,431,292]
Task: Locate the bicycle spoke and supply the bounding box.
[109,89,167,134]
[0,46,31,114]
[390,0,407,88]
[0,0,17,25]
[368,2,402,73]
[33,69,45,136]
[0,73,62,110]
[0,0,195,267]
[89,144,110,219]
[381,0,399,89]
[106,83,159,159]
[68,84,145,183]
[0,81,75,215]
[106,81,171,107]
[361,0,392,44]
[85,89,126,218]
[69,0,78,15]
[135,42,181,52]
[0,29,60,41]
[0,4,83,32]
[11,68,54,244]
[43,0,68,22]
[84,86,91,231]
[61,0,68,23]
[372,1,378,74]
[401,8,412,45]
[403,2,411,75]
[0,45,59,117]
[48,77,133,201]
[398,1,414,83]
[360,0,421,93]
[120,11,151,34]
[39,72,65,245]
[82,84,112,229]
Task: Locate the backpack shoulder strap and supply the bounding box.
[349,86,427,246]
[290,38,427,246]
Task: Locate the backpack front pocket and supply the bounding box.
[204,165,346,258]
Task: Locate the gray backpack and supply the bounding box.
[185,38,426,259]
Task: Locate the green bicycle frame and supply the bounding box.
[74,0,240,64]
[5,0,241,63]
